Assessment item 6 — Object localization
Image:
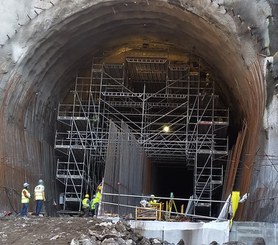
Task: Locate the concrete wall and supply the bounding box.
[130,220,230,245]
[230,222,278,245]
[132,221,278,245]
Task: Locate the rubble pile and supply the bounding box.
[70,220,174,245]
[0,215,175,245]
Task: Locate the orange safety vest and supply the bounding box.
[21,189,31,203]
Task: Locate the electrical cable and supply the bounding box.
[0,186,19,214]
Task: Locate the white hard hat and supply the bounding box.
[23,182,29,188]
[150,194,155,198]
[38,179,44,184]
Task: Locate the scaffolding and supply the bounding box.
[54,56,229,215]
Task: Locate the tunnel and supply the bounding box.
[0,0,266,220]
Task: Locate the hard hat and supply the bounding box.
[23,182,29,188]
[150,194,155,198]
[38,179,44,185]
[97,184,102,191]
[85,194,89,198]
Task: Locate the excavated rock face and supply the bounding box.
[0,0,277,221]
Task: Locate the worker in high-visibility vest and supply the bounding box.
[21,182,31,217]
[91,190,101,217]
[34,179,46,216]
[148,194,158,206]
[82,194,90,217]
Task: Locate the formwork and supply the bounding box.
[54,55,229,216]
[101,120,151,217]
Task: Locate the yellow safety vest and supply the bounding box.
[34,184,45,200]
[21,189,30,203]
[82,198,90,208]
[91,192,101,210]
[149,199,157,205]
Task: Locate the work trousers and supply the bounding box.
[91,203,99,217]
[83,207,90,217]
[35,200,43,216]
[21,203,29,217]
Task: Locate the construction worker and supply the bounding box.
[96,183,102,192]
[140,199,148,207]
[21,182,31,217]
[91,187,102,217]
[34,179,46,216]
[82,194,90,217]
[148,194,158,205]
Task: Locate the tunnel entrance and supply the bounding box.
[54,48,230,218]
[0,0,267,221]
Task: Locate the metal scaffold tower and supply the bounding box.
[184,61,229,216]
[54,55,229,216]
[54,61,115,212]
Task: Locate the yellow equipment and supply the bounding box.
[135,202,163,221]
[166,192,178,220]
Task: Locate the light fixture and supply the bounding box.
[162,125,170,133]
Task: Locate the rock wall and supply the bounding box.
[245,0,278,222]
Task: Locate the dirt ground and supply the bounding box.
[0,215,174,245]
[0,216,102,244]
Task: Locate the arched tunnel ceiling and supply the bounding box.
[1,0,264,122]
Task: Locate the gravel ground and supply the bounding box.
[0,215,175,245]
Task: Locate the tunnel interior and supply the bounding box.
[55,45,235,216]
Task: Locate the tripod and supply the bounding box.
[167,192,178,220]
